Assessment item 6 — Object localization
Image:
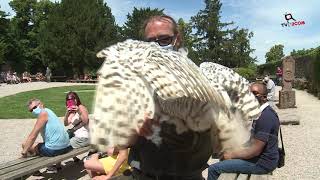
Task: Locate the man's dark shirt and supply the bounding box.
[249,105,280,171]
[128,122,212,177]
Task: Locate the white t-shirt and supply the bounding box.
[266,79,275,102]
[71,113,89,138]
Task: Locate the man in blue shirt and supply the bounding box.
[21,98,72,157]
[208,82,280,180]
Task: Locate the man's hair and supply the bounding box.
[142,15,179,37]
[251,82,268,96]
[27,98,40,107]
[142,15,182,49]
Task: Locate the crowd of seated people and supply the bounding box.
[3,71,21,84]
[0,71,50,84]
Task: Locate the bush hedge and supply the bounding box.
[234,64,257,82]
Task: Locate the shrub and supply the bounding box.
[234,64,257,81]
[257,60,282,76]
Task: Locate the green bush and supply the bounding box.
[234,64,257,81]
[257,60,282,76]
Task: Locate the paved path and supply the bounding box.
[0,82,95,98]
[1,84,319,179]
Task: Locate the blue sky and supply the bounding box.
[1,0,319,64]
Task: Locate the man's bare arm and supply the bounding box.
[21,112,48,156]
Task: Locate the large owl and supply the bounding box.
[89,40,260,153]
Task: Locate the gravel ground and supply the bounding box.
[0,83,319,179]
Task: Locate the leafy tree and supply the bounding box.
[290,48,315,57]
[6,0,39,72]
[265,44,284,63]
[0,8,9,64]
[177,18,199,62]
[122,7,164,40]
[4,0,54,73]
[191,0,255,68]
[227,28,256,67]
[38,0,119,77]
[191,0,234,65]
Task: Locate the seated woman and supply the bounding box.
[35,72,44,81]
[64,91,90,149]
[84,147,130,179]
[22,71,32,82]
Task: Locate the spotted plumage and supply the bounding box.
[199,62,261,152]
[90,39,260,153]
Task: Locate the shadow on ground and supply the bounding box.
[27,161,87,180]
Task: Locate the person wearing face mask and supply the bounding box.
[207,82,280,180]
[21,99,72,158]
[125,15,212,180]
[144,15,187,55]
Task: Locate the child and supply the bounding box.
[84,147,130,179]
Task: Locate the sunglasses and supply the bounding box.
[29,106,37,112]
[146,35,176,46]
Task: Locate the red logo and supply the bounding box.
[281,13,305,27]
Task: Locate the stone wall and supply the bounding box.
[294,56,314,79]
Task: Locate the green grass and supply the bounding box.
[0,85,96,119]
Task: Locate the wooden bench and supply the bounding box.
[0,146,91,180]
[67,79,98,83]
[51,76,68,82]
[218,173,271,180]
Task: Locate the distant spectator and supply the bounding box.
[84,74,92,80]
[22,71,32,83]
[46,67,52,82]
[0,72,5,83]
[6,71,13,84]
[36,72,44,81]
[263,75,276,107]
[12,72,21,84]
[276,67,283,86]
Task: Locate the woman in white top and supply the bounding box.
[64,91,90,148]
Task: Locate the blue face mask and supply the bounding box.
[160,44,175,51]
[32,106,42,116]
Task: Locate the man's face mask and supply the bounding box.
[31,106,41,116]
[252,90,264,104]
[161,43,175,50]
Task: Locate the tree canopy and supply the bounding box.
[122,7,164,40]
[265,44,284,63]
[191,0,256,67]
[38,0,118,77]
[0,0,258,76]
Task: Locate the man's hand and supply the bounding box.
[136,113,159,137]
[21,151,28,158]
[220,151,233,160]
